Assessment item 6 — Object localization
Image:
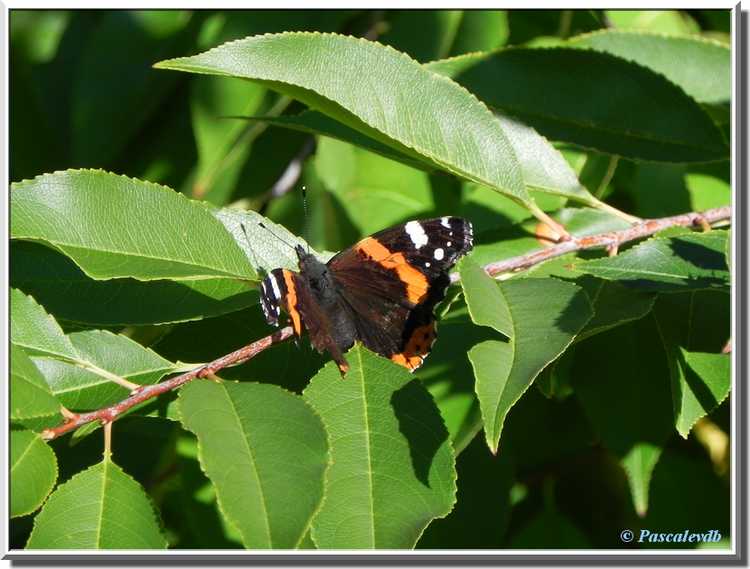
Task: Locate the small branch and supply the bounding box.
[40,206,731,441]
[41,327,295,441]
[475,205,730,281]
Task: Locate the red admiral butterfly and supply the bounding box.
[259,217,473,375]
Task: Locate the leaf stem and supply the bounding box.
[39,205,731,441]
[103,422,112,460]
[71,360,142,392]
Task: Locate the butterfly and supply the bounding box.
[259,217,473,375]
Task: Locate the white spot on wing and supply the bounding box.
[447,241,452,247]
[268,273,282,300]
[434,248,445,260]
[441,217,451,228]
[425,261,431,267]
[405,221,428,249]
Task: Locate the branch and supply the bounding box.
[40,205,730,441]
[41,326,295,441]
[464,205,730,281]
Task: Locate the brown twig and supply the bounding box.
[40,206,731,441]
[41,326,295,441]
[474,205,730,281]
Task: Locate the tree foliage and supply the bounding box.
[10,9,731,551]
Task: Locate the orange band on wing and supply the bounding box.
[390,323,436,371]
[282,269,303,336]
[355,238,429,304]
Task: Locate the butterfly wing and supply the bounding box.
[328,217,473,371]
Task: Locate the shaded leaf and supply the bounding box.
[32,330,176,410]
[417,434,514,548]
[574,230,730,292]
[155,32,530,206]
[11,169,255,281]
[652,295,731,438]
[11,242,257,326]
[575,276,656,341]
[178,381,329,549]
[569,30,730,104]
[572,319,675,516]
[417,302,495,454]
[10,430,58,518]
[381,10,463,62]
[468,278,593,452]
[643,448,729,548]
[510,508,591,548]
[10,344,60,421]
[426,47,727,162]
[244,111,430,171]
[27,458,167,549]
[71,11,193,165]
[303,345,456,548]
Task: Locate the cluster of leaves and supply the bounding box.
[10,9,731,550]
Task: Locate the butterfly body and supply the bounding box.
[259,217,473,375]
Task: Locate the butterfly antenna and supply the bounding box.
[257,221,297,251]
[239,222,261,262]
[301,185,311,253]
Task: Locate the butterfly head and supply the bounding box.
[295,245,331,293]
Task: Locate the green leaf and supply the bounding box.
[458,256,511,336]
[575,276,656,341]
[11,242,257,326]
[652,296,731,438]
[245,111,431,172]
[213,206,319,273]
[10,288,78,360]
[574,230,730,292]
[569,30,730,104]
[303,345,456,548]
[10,430,58,518]
[426,47,728,162]
[11,344,60,421]
[32,330,176,410]
[189,72,268,203]
[178,381,329,549]
[155,32,530,206]
[605,10,700,35]
[313,137,445,238]
[449,10,509,56]
[381,10,464,62]
[417,302,495,453]
[255,109,599,208]
[572,319,675,516]
[620,442,662,517]
[27,458,167,549]
[493,113,598,206]
[11,169,255,281]
[467,278,593,453]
